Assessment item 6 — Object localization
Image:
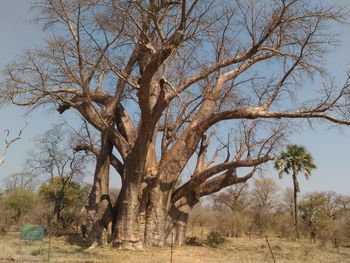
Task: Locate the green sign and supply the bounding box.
[20,224,45,241]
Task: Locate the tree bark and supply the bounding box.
[86,133,113,248]
[112,122,162,249]
[144,184,167,246]
[112,147,153,249]
[167,192,198,245]
[113,179,143,249]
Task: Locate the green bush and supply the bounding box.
[207,231,225,247]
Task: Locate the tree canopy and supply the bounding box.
[275,144,317,191]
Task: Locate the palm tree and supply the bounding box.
[274,145,316,239]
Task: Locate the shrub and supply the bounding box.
[207,231,225,247]
[186,236,202,246]
[0,226,6,236]
[31,248,43,256]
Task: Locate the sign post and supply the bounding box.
[48,223,51,261]
[20,224,45,241]
[20,224,48,261]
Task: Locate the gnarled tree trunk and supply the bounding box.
[144,184,167,246]
[113,176,143,249]
[86,134,113,248]
[167,194,198,245]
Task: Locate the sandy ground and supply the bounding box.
[0,232,349,262]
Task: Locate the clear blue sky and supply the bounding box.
[1,1,350,195]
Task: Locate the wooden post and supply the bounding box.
[19,234,22,259]
[170,232,174,263]
[265,237,276,263]
[48,224,51,261]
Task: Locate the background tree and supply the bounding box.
[213,183,249,237]
[335,194,350,212]
[2,188,37,224]
[0,171,36,226]
[39,177,89,228]
[281,187,294,219]
[26,124,90,225]
[4,172,36,192]
[278,187,295,237]
[344,213,350,246]
[2,0,350,248]
[249,177,280,234]
[298,192,328,243]
[275,144,316,239]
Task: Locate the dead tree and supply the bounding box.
[0,124,26,166]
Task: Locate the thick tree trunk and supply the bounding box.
[112,147,149,249]
[113,180,171,248]
[112,129,161,249]
[113,180,143,249]
[113,169,163,248]
[167,193,198,245]
[144,184,167,246]
[86,134,113,248]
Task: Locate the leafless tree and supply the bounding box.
[335,194,350,211]
[213,183,249,237]
[4,172,36,192]
[322,191,341,220]
[1,0,350,248]
[0,124,26,167]
[282,187,294,219]
[26,124,90,224]
[249,177,280,233]
[214,183,249,212]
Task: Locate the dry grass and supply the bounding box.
[0,232,349,262]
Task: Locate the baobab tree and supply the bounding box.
[1,0,350,249]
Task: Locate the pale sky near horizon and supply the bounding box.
[1,0,350,195]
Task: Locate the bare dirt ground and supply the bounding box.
[0,232,349,262]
